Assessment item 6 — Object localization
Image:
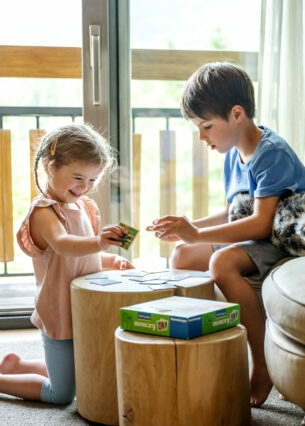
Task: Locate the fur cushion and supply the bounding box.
[271,193,305,256]
[229,192,254,222]
[229,192,305,256]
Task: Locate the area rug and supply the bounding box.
[0,339,304,425]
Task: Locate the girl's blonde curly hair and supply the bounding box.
[34,123,117,194]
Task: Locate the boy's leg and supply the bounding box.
[209,245,273,407]
[170,242,214,270]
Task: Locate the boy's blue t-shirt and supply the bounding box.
[224,126,305,203]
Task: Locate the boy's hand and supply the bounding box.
[147,215,199,243]
[146,223,181,242]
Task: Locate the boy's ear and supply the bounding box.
[231,105,245,122]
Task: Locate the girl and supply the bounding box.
[0,123,134,404]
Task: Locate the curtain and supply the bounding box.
[257,0,305,161]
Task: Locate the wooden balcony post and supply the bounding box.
[0,130,14,262]
[192,131,209,219]
[132,134,142,258]
[159,130,176,259]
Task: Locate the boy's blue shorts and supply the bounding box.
[213,239,290,286]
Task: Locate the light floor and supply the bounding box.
[0,328,40,342]
[0,278,35,314]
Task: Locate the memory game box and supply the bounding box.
[120,296,240,339]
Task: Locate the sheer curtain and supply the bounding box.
[257,0,305,161]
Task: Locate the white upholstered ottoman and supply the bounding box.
[262,257,305,419]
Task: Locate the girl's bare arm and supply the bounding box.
[30,206,125,256]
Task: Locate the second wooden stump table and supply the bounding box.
[115,325,250,426]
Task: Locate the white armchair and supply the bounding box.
[262,257,305,426]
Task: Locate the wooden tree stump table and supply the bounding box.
[71,269,214,425]
[115,325,250,426]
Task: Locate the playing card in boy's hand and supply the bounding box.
[119,222,139,250]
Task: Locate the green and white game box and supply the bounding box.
[120,296,240,339]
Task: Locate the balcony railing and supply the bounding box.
[0,46,258,81]
[0,46,258,328]
[0,45,259,277]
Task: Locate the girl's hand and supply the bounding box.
[148,215,199,243]
[112,255,135,270]
[99,224,128,250]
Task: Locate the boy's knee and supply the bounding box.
[209,249,232,281]
[209,251,220,279]
[170,244,188,269]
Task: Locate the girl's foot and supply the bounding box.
[250,364,273,407]
[0,353,21,374]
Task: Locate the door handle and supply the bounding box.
[89,25,101,106]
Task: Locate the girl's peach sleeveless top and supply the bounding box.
[17,195,102,340]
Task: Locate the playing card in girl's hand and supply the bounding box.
[119,222,139,249]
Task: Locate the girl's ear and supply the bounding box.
[43,158,54,176]
[42,158,49,173]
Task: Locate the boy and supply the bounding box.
[148,62,305,407]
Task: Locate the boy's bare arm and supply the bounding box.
[152,196,280,244]
[192,206,229,228]
[146,206,229,243]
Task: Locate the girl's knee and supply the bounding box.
[40,379,75,405]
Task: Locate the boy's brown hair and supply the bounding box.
[181,62,255,121]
